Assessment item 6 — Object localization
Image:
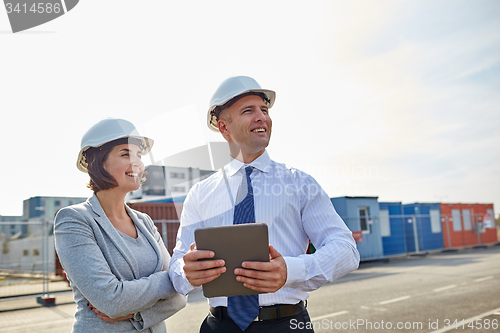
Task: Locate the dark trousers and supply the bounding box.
[199,308,315,333]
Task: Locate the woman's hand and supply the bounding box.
[88,302,133,322]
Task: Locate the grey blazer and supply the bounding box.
[54,194,186,333]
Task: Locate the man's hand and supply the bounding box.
[234,245,287,293]
[183,242,226,287]
[88,303,133,322]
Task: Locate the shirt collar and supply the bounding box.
[225,150,272,177]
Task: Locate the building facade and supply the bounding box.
[127,165,215,201]
[0,215,23,240]
[22,196,88,237]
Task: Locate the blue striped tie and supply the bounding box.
[227,166,259,331]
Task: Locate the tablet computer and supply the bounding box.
[194,223,269,298]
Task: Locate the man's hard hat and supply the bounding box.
[77,118,154,173]
[207,76,276,131]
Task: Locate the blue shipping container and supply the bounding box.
[331,196,383,260]
[379,202,407,256]
[402,203,444,252]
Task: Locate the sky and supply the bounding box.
[1,0,499,218]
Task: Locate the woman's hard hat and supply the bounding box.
[77,118,154,173]
[207,76,276,131]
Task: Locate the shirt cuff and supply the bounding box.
[180,270,202,296]
[283,256,306,287]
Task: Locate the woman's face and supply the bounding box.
[102,143,144,193]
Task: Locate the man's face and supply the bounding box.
[218,94,272,157]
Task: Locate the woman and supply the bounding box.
[55,118,186,333]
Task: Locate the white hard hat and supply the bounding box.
[207,76,276,131]
[77,118,154,173]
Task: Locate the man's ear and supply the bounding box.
[218,119,228,135]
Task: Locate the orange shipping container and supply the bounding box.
[440,203,497,249]
[469,203,497,244]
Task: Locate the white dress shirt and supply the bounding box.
[169,150,360,307]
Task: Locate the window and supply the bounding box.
[486,209,495,228]
[33,249,40,256]
[170,172,185,179]
[23,250,29,256]
[171,186,185,192]
[451,209,462,231]
[462,210,472,230]
[430,209,441,233]
[379,209,390,237]
[144,186,165,196]
[359,207,370,233]
[2,242,8,254]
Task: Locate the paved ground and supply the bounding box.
[1,245,500,332]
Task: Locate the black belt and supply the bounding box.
[210,301,305,322]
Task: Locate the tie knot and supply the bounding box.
[245,166,254,177]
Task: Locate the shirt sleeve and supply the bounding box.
[169,186,203,296]
[283,175,360,291]
[54,207,177,319]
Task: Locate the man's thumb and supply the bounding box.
[269,245,281,259]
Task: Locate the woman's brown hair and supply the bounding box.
[83,138,147,193]
[84,146,118,193]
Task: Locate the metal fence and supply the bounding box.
[153,220,181,255]
[0,220,71,302]
[0,219,181,304]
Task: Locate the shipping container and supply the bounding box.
[127,201,184,255]
[331,196,383,260]
[402,203,444,253]
[470,203,498,244]
[440,203,466,248]
[440,203,497,249]
[378,202,407,256]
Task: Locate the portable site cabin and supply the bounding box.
[402,203,444,253]
[440,203,497,249]
[378,202,407,256]
[331,196,383,261]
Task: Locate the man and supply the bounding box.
[170,76,360,332]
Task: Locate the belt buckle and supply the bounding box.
[253,308,261,321]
